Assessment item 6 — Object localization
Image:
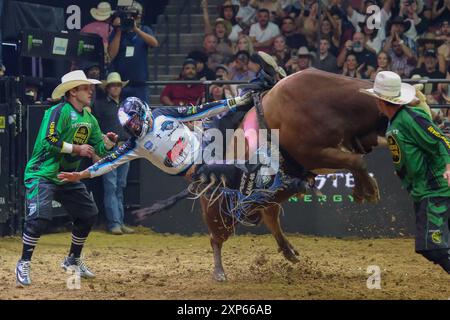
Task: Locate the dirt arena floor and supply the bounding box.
[0,228,449,300]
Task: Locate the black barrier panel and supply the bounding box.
[139,148,415,237]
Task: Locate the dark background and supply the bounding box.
[137,148,416,238]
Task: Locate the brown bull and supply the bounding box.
[201,68,388,281]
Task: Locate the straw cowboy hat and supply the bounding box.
[417,32,444,47]
[51,70,101,100]
[100,72,129,90]
[90,2,114,21]
[360,71,416,105]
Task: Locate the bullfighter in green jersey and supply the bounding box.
[361,71,450,274]
[15,70,118,286]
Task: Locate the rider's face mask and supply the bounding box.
[125,113,144,138]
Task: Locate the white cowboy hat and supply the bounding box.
[100,72,129,90]
[360,71,416,105]
[51,70,101,100]
[90,2,114,21]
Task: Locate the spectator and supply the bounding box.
[24,78,44,105]
[411,50,446,93]
[214,18,234,58]
[215,64,237,98]
[437,20,450,69]
[370,51,392,80]
[81,2,114,65]
[312,37,338,73]
[108,1,159,104]
[234,34,255,55]
[358,17,381,54]
[337,32,377,78]
[215,0,243,44]
[251,0,284,22]
[80,61,104,109]
[187,50,216,80]
[342,54,363,78]
[382,16,417,56]
[432,0,450,26]
[417,33,446,73]
[209,83,227,101]
[191,34,226,71]
[297,2,319,48]
[215,64,229,79]
[401,0,428,39]
[229,50,256,81]
[280,16,308,50]
[160,59,205,106]
[271,35,291,70]
[249,9,281,52]
[236,0,257,27]
[285,46,313,74]
[388,37,416,78]
[327,6,354,57]
[94,72,133,235]
[219,0,239,25]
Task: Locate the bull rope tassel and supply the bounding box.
[190,174,217,200]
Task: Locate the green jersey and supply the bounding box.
[386,106,450,202]
[25,102,109,185]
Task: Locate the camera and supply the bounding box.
[112,0,139,32]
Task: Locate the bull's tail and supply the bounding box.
[132,188,190,221]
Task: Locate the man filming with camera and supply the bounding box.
[108,1,158,104]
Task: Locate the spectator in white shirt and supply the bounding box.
[249,8,280,53]
[236,0,257,27]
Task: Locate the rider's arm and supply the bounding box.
[87,138,142,178]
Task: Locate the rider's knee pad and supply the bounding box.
[24,218,50,237]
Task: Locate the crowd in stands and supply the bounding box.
[160,0,450,111]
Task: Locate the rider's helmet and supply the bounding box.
[118,97,152,138]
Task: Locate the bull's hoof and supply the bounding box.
[367,177,380,203]
[213,270,227,282]
[352,189,365,203]
[281,247,300,263]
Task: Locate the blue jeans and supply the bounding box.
[102,162,130,229]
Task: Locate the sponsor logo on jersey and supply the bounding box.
[70,111,77,121]
[431,230,442,244]
[144,141,155,152]
[387,135,401,164]
[164,137,189,168]
[161,120,174,131]
[73,126,89,144]
[28,203,37,216]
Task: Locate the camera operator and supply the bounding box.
[108,1,158,104]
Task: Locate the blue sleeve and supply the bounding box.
[142,25,154,36]
[153,100,232,122]
[88,138,141,177]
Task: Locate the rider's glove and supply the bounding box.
[227,91,253,109]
